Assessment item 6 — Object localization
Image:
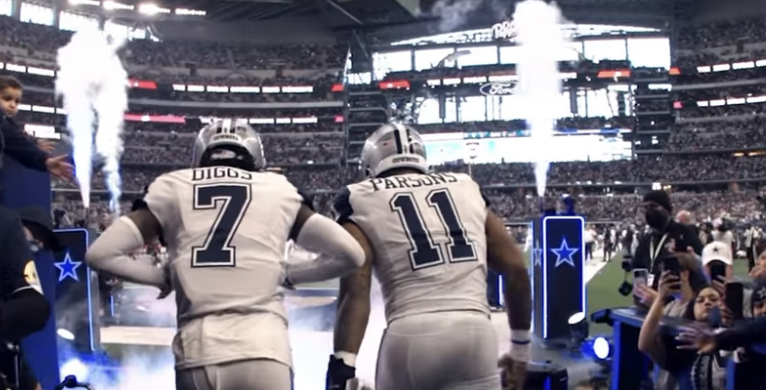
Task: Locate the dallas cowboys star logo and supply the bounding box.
[54,251,82,282]
[550,238,579,268]
[533,248,543,267]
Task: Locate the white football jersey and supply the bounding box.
[713,230,735,248]
[144,166,306,369]
[333,172,490,323]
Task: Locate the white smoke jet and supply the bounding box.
[56,27,129,213]
[427,0,483,32]
[512,0,567,197]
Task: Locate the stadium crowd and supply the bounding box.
[0,12,760,390]
[0,16,346,102]
[50,151,766,227]
[0,11,759,242]
[676,15,766,66]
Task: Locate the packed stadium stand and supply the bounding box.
[5,0,766,388]
[0,4,762,231]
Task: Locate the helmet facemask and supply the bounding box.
[199,144,258,171]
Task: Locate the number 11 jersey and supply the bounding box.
[333,172,491,324]
[143,166,305,370]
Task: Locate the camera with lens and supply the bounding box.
[618,253,634,296]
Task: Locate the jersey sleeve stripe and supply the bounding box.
[298,190,315,211]
[332,186,354,224]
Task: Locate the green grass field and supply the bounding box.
[585,255,752,335]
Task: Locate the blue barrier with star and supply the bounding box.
[532,215,586,341]
[55,251,83,282]
[53,229,98,352]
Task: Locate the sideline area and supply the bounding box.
[102,249,613,346]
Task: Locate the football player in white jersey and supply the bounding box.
[85,119,365,390]
[325,123,532,390]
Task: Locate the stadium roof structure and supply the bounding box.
[114,0,677,33]
[366,0,678,43]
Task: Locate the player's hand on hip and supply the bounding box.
[157,283,173,299]
[157,264,173,299]
[498,354,528,390]
[326,355,356,390]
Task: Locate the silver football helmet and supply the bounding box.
[360,122,428,178]
[192,118,266,170]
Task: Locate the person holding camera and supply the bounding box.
[703,243,758,332]
[635,251,706,316]
[639,266,729,390]
[631,190,704,289]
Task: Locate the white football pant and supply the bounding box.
[375,311,501,390]
[175,359,292,390]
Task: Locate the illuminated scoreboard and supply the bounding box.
[422,128,632,165]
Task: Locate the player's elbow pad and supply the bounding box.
[295,214,365,269]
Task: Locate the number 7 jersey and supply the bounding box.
[333,172,491,323]
[142,166,306,369]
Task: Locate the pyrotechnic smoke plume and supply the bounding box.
[56,27,128,213]
[427,0,483,32]
[513,0,567,197]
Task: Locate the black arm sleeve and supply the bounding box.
[630,237,650,271]
[715,317,766,351]
[0,289,50,341]
[298,190,315,211]
[332,186,353,224]
[1,118,48,171]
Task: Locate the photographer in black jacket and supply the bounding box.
[631,190,705,289]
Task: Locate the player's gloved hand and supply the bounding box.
[500,330,530,390]
[157,263,173,299]
[326,355,356,390]
[498,354,528,390]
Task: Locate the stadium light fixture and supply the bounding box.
[175,8,206,16]
[567,311,588,349]
[138,3,170,15]
[593,336,611,360]
[103,1,135,11]
[69,0,100,6]
[57,327,75,340]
